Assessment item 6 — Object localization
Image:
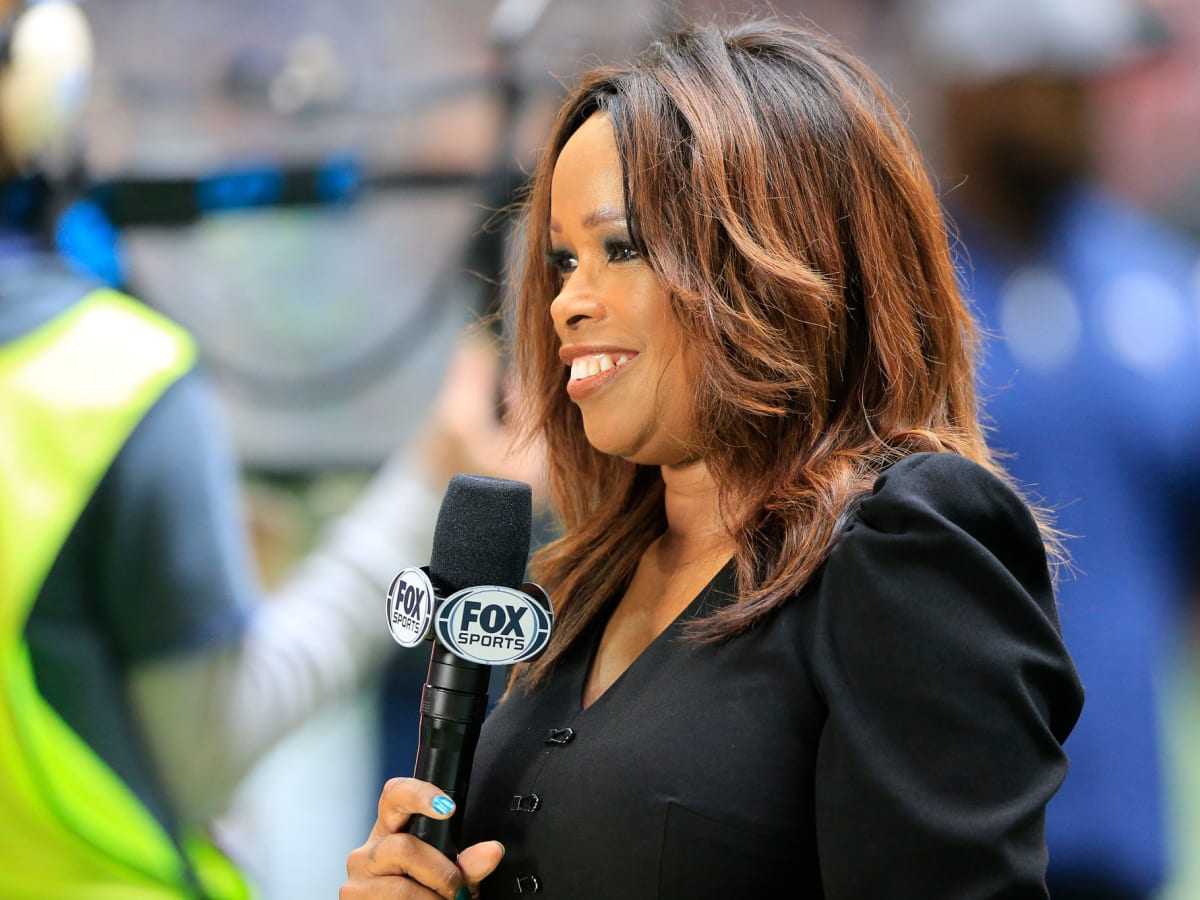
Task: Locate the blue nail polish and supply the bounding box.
[455,888,471,900]
[432,795,456,815]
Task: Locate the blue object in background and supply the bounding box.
[55,199,126,288]
[197,165,286,212]
[953,185,1200,897]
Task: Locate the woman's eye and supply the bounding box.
[545,250,577,276]
[606,240,640,263]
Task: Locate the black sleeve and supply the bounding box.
[94,367,259,662]
[810,452,1084,899]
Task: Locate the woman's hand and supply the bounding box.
[341,777,505,900]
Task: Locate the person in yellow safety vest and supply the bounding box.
[0,280,254,899]
[0,2,444,897]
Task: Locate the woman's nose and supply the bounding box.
[550,275,606,333]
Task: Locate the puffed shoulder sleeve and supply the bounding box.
[810,452,1084,899]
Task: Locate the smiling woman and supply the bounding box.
[343,19,1084,900]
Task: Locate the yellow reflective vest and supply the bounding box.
[0,289,251,899]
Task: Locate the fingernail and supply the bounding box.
[431,795,456,815]
[455,888,471,900]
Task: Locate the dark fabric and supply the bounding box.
[80,368,257,662]
[461,452,1084,899]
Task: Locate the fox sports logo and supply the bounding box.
[435,585,552,665]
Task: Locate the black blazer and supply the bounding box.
[461,453,1084,899]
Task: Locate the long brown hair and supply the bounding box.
[510,21,1023,688]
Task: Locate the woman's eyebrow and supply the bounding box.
[548,205,628,233]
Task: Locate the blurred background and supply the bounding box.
[10,0,1198,897]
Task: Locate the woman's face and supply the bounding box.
[547,112,698,466]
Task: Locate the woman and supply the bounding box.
[342,20,1083,900]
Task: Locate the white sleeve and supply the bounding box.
[127,455,443,827]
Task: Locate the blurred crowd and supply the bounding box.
[1,1,1197,898]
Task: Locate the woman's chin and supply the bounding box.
[583,425,693,469]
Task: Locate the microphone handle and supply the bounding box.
[405,643,491,856]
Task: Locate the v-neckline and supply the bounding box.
[572,560,737,715]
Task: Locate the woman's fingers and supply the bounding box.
[345,831,464,899]
[457,841,506,898]
[342,777,464,898]
[370,777,458,840]
[342,778,504,900]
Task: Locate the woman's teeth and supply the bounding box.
[570,353,633,382]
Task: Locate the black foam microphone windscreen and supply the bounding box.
[429,473,532,593]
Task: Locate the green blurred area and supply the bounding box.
[1160,645,1200,900]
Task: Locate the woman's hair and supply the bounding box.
[510,20,1029,688]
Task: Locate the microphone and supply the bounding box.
[386,473,552,857]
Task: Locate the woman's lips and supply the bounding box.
[565,351,636,401]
